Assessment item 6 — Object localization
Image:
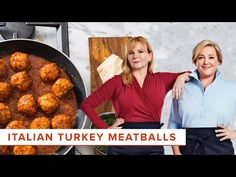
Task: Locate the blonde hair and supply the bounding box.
[121,36,154,86]
[192,39,223,64]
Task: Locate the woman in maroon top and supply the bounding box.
[80,36,190,155]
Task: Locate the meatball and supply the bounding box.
[0,59,8,77]
[0,103,11,126]
[0,146,10,155]
[13,145,37,155]
[6,120,30,129]
[38,93,59,115]
[17,94,37,116]
[40,63,59,82]
[0,82,11,102]
[52,78,73,97]
[30,117,50,129]
[51,114,72,129]
[37,146,60,155]
[10,52,30,71]
[10,71,32,92]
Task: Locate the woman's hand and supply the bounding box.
[172,73,190,100]
[215,125,236,141]
[172,145,183,155]
[173,152,183,155]
[107,118,124,129]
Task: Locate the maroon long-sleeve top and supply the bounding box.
[80,72,182,129]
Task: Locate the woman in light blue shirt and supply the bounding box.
[168,39,236,155]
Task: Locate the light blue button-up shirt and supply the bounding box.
[168,69,236,128]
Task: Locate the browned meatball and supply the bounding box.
[37,146,60,155]
[0,82,11,102]
[51,114,72,129]
[10,71,32,92]
[17,94,37,117]
[38,93,59,115]
[0,146,10,155]
[0,103,11,126]
[10,52,30,71]
[52,78,73,97]
[13,145,37,155]
[40,63,59,82]
[30,117,50,129]
[0,59,8,77]
[6,120,30,129]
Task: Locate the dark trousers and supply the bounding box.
[107,122,164,155]
[180,128,234,155]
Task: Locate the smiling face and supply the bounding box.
[195,46,220,79]
[127,42,152,71]
[121,36,154,86]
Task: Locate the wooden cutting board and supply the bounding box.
[89,37,131,114]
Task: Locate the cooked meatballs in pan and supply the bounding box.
[10,71,32,92]
[30,117,51,129]
[40,63,59,82]
[10,52,30,71]
[5,120,30,129]
[0,103,11,126]
[0,51,77,155]
[17,94,37,117]
[13,145,37,155]
[38,93,59,115]
[51,114,72,129]
[0,82,11,102]
[0,59,8,77]
[52,78,73,97]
